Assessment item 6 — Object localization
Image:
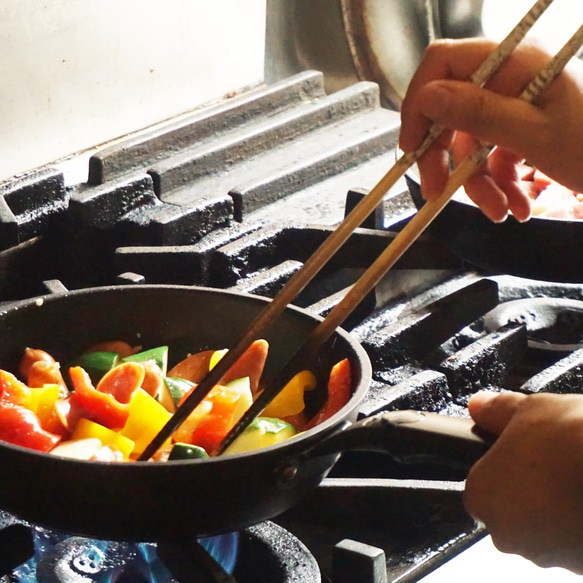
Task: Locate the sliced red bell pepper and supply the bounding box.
[27,361,68,392]
[218,339,269,394]
[0,402,61,452]
[95,361,145,404]
[139,360,165,399]
[0,370,31,407]
[69,366,132,429]
[167,350,214,383]
[18,347,57,380]
[51,392,89,436]
[177,384,245,454]
[306,358,352,430]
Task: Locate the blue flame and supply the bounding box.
[198,532,239,575]
[1,511,240,582]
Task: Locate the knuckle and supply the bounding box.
[423,38,453,58]
[421,39,459,73]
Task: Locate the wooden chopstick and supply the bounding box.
[138,0,554,461]
[216,14,583,456]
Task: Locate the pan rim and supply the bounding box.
[0,283,372,466]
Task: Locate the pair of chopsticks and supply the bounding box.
[139,0,575,461]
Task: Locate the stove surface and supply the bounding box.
[2,68,583,582]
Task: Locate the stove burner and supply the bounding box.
[0,512,319,583]
[484,298,583,352]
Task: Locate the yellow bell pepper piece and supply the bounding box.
[72,418,135,459]
[262,370,317,418]
[209,348,228,370]
[119,388,172,455]
[28,384,61,426]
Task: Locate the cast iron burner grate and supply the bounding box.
[0,513,320,583]
[2,71,583,582]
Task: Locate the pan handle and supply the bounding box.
[304,410,493,471]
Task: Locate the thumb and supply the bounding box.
[418,80,543,158]
[468,391,527,436]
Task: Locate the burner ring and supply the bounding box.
[484,298,583,352]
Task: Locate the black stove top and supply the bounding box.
[2,70,583,582]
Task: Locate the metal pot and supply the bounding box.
[0,285,488,542]
[265,0,485,108]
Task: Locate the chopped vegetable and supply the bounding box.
[224,417,296,454]
[69,366,132,429]
[122,346,169,376]
[306,358,352,429]
[69,351,120,385]
[0,370,32,408]
[0,341,354,460]
[183,384,250,454]
[215,340,269,394]
[28,384,61,427]
[262,370,317,418]
[224,377,253,424]
[168,442,209,460]
[119,389,172,456]
[164,377,195,405]
[209,349,228,371]
[72,418,135,459]
[50,438,103,460]
[0,403,61,452]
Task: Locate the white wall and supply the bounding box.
[0,0,266,181]
[481,0,583,52]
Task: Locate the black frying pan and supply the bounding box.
[406,171,583,283]
[0,285,489,541]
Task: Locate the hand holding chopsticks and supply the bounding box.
[217,19,583,456]
[139,0,572,461]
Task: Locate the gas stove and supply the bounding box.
[1,69,583,583]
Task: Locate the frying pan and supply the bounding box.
[0,285,488,542]
[406,169,583,283]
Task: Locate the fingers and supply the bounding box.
[467,391,527,436]
[488,148,533,222]
[463,391,527,528]
[415,140,451,200]
[399,38,499,153]
[453,146,533,223]
[412,80,548,159]
[399,38,545,153]
[403,81,537,221]
[464,392,583,567]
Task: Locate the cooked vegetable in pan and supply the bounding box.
[0,340,353,461]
